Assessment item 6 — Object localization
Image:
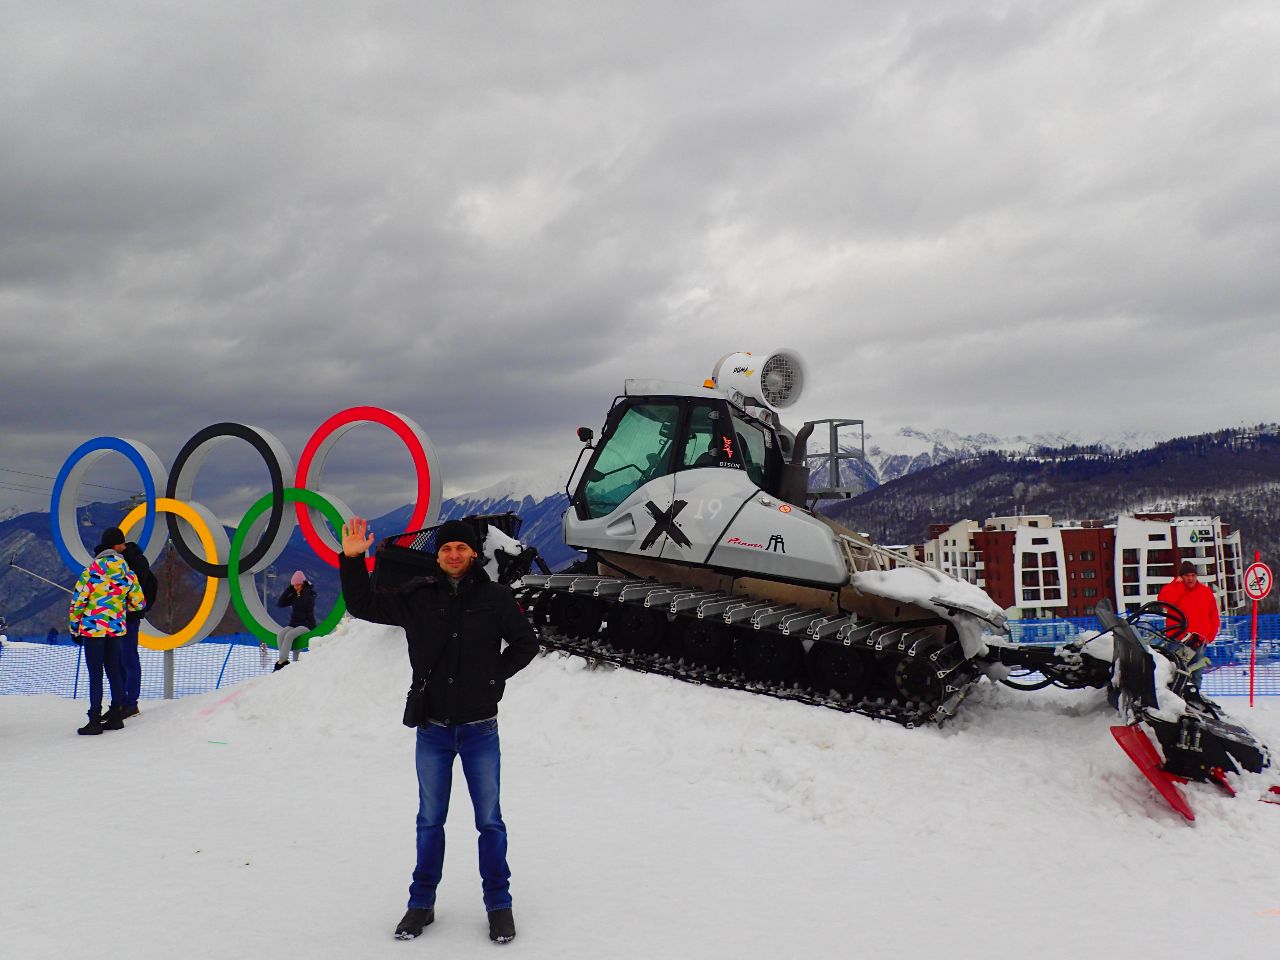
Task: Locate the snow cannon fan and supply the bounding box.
[711,350,805,412]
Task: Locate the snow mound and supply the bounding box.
[2,617,1278,959]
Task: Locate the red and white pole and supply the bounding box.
[1250,550,1260,708]
[1243,554,1273,708]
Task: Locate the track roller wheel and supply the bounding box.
[893,637,946,702]
[674,618,734,668]
[737,632,804,685]
[521,588,553,627]
[605,605,669,655]
[548,593,605,639]
[870,648,903,696]
[806,643,870,700]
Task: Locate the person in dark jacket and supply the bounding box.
[274,570,317,670]
[116,532,157,717]
[339,516,538,945]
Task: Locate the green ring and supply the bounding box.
[228,487,348,647]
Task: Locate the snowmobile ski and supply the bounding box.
[1111,724,1195,822]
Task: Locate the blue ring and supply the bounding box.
[51,436,158,570]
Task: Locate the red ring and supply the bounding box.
[294,407,434,571]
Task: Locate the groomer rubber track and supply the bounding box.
[518,574,977,727]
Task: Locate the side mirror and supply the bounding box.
[576,427,594,444]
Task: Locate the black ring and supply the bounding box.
[165,423,286,578]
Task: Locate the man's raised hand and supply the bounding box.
[342,517,375,557]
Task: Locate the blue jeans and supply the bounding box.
[117,619,142,709]
[409,719,511,912]
[82,635,124,716]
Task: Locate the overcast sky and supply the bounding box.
[3,1,1279,524]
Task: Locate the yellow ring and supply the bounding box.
[120,497,221,651]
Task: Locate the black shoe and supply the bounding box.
[122,705,141,719]
[488,908,516,944]
[101,706,126,731]
[77,715,104,736]
[394,907,435,940]
[273,661,289,672]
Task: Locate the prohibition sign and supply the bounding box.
[1244,561,1273,602]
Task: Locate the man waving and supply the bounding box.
[338,516,539,945]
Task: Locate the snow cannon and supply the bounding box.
[710,350,805,412]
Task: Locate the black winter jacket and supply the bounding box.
[277,583,317,629]
[121,542,157,622]
[339,553,539,725]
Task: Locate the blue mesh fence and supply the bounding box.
[1005,614,1280,697]
[4,616,1279,699]
[0,633,286,699]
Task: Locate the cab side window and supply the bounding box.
[731,413,769,488]
[582,403,680,518]
[682,404,731,469]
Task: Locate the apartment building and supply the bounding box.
[1115,514,1244,614]
[918,513,1242,619]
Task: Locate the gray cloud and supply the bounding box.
[4,0,1280,521]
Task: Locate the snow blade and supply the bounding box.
[1111,725,1195,822]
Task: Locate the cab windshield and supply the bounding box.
[581,403,680,518]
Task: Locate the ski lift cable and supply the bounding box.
[0,465,143,495]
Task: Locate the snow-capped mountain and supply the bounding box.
[809,425,1176,492]
[374,469,578,574]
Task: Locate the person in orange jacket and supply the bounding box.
[1157,561,1220,646]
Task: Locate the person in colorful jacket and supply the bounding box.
[69,527,145,735]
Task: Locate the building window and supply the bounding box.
[1123,585,1140,596]
[1081,569,1096,580]
[1083,587,1098,598]
[1022,589,1038,602]
[1148,533,1166,542]
[1123,549,1139,564]
[1022,570,1041,587]
[1041,551,1058,567]
[1021,552,1037,568]
[1080,550,1095,561]
[1043,570,1061,587]
[1032,537,1049,545]
[1045,589,1061,601]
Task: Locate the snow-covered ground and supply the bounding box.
[3,620,1279,960]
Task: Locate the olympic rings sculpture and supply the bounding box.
[51,406,441,651]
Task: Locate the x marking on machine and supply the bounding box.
[641,500,692,551]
